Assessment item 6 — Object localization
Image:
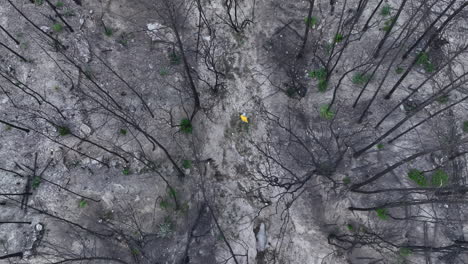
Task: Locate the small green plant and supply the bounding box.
[159,199,170,209]
[399,247,412,257]
[309,68,328,92]
[52,23,63,33]
[334,33,344,43]
[131,248,140,256]
[159,68,169,76]
[377,143,384,150]
[436,94,449,104]
[407,169,427,187]
[319,105,334,120]
[55,1,64,8]
[431,169,448,187]
[346,224,354,231]
[53,85,60,91]
[169,52,181,65]
[157,218,173,238]
[416,52,435,72]
[104,27,113,37]
[376,208,388,220]
[180,118,193,134]
[119,129,127,135]
[35,0,44,5]
[382,17,395,32]
[4,125,12,131]
[32,176,41,189]
[463,121,468,133]
[57,126,70,136]
[78,199,88,208]
[304,16,318,28]
[117,33,129,46]
[395,67,404,74]
[63,9,75,17]
[182,159,192,169]
[352,73,372,85]
[380,4,391,16]
[122,168,130,175]
[343,177,351,185]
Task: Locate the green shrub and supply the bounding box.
[32,176,41,189]
[182,159,192,169]
[119,129,127,135]
[304,16,318,28]
[346,224,354,231]
[377,143,384,150]
[399,247,412,257]
[122,168,130,175]
[407,169,427,187]
[159,68,169,76]
[334,33,344,43]
[382,17,395,32]
[57,126,70,136]
[463,121,468,133]
[416,52,435,72]
[159,199,170,209]
[131,248,140,256]
[318,79,328,92]
[104,27,113,37]
[35,0,44,5]
[436,94,449,104]
[431,169,448,187]
[395,67,404,74]
[180,118,192,134]
[319,105,334,120]
[52,23,63,32]
[78,199,88,208]
[169,52,181,65]
[157,217,174,238]
[380,5,391,16]
[376,208,388,220]
[55,1,64,8]
[352,73,372,85]
[343,177,351,185]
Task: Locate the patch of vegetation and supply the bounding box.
[55,1,64,8]
[377,143,384,150]
[436,94,449,104]
[343,177,351,185]
[309,68,328,92]
[157,217,174,238]
[4,125,12,131]
[35,0,44,5]
[380,4,391,16]
[399,247,412,257]
[182,159,192,169]
[52,23,63,33]
[57,126,70,136]
[180,118,193,134]
[463,121,468,133]
[319,105,334,120]
[169,52,181,65]
[407,169,427,187]
[304,16,318,28]
[119,129,127,135]
[131,248,140,256]
[104,27,114,37]
[32,176,41,189]
[63,9,75,17]
[352,73,372,85]
[78,199,88,208]
[431,169,448,187]
[286,87,297,97]
[382,17,395,32]
[334,33,344,43]
[117,33,129,46]
[375,208,388,220]
[122,168,130,175]
[416,52,435,72]
[159,68,169,76]
[395,67,404,74]
[346,224,354,231]
[53,85,60,91]
[159,199,170,209]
